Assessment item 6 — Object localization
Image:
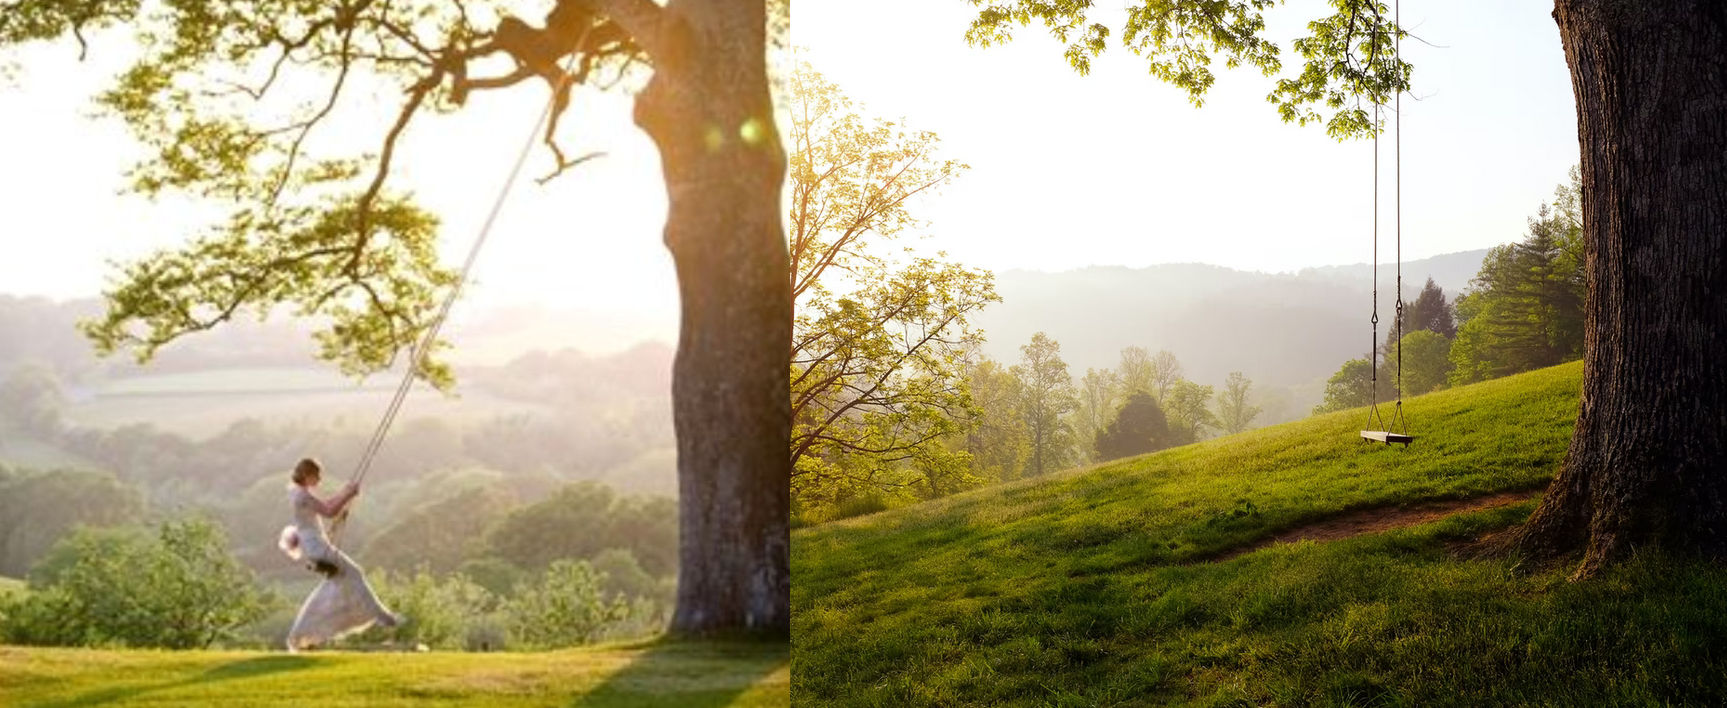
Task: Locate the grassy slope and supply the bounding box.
[793,362,1727,705]
[0,640,787,707]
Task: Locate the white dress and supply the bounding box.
[279,485,397,651]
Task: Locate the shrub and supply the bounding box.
[358,568,498,650]
[1,517,271,648]
[506,559,631,648]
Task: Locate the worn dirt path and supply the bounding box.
[1203,489,1542,563]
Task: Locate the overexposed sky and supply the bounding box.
[0,32,679,341]
[1,1,1579,332]
[792,0,1579,274]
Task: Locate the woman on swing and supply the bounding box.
[278,457,401,651]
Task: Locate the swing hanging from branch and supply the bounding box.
[1361,0,1413,448]
[326,34,596,543]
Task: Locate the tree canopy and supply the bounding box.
[965,0,1412,139]
[1450,172,1585,386]
[1094,390,1171,462]
[1016,332,1076,477]
[786,65,997,511]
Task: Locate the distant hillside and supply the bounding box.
[0,294,675,381]
[974,249,1490,394]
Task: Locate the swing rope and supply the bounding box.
[1363,0,1410,444]
[328,39,589,543]
[1389,0,1408,435]
[1365,88,1384,435]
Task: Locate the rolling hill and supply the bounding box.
[972,250,1490,408]
[791,362,1727,705]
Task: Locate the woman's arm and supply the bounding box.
[307,483,359,518]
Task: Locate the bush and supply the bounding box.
[0,517,272,648]
[506,559,632,648]
[831,494,891,521]
[357,568,499,650]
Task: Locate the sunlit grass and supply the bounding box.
[0,640,787,707]
[793,361,1727,705]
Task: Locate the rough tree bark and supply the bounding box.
[1502,0,1727,578]
[585,0,789,635]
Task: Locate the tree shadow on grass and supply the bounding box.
[45,655,315,707]
[574,639,788,707]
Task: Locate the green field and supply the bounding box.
[0,640,787,706]
[792,362,1727,705]
[60,367,547,438]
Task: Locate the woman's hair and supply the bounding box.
[291,458,323,486]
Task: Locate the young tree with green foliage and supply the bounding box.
[1396,330,1453,396]
[1163,379,1217,444]
[787,65,998,512]
[3,0,791,634]
[2,517,268,649]
[1148,350,1185,404]
[1117,346,1182,402]
[1117,346,1155,398]
[1094,391,1171,462]
[507,559,633,648]
[1404,277,1457,339]
[360,569,499,650]
[1313,358,1378,415]
[1074,368,1122,462]
[1215,371,1262,435]
[967,0,1727,574]
[962,357,1029,483]
[1015,333,1076,477]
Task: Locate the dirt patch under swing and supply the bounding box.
[1201,489,1543,563]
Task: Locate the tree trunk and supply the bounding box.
[1504,0,1727,577]
[632,0,790,635]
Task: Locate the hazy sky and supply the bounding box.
[0,33,679,342]
[1,2,1579,335]
[793,0,1579,275]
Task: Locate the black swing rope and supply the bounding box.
[327,37,590,543]
[1363,0,1410,444]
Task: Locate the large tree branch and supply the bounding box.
[566,0,665,59]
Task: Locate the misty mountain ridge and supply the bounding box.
[974,249,1489,393]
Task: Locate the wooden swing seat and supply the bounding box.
[1360,430,1414,446]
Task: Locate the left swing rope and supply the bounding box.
[328,33,594,543]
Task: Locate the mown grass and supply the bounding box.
[0,639,787,707]
[793,361,1727,705]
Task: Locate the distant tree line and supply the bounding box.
[794,329,1268,523]
[1314,170,1586,414]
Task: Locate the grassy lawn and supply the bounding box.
[793,361,1727,705]
[0,640,787,707]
